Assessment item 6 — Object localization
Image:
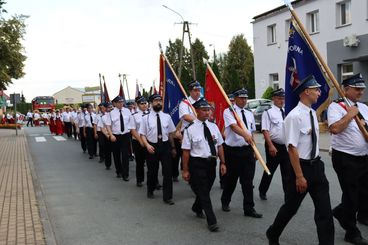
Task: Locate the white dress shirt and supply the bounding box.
[62,111,71,122]
[182,119,224,158]
[34,113,41,120]
[261,105,286,145]
[132,109,147,140]
[328,100,368,156]
[223,104,255,147]
[179,96,198,131]
[94,113,104,131]
[105,107,134,135]
[26,112,33,118]
[84,112,96,128]
[284,101,320,160]
[139,110,176,143]
[71,111,78,124]
[77,112,85,127]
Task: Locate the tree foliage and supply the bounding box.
[190,38,209,86]
[0,2,27,89]
[262,86,273,100]
[221,34,254,97]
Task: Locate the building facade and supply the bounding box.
[253,0,368,101]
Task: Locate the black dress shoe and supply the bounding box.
[244,208,263,218]
[172,177,179,182]
[89,156,93,159]
[259,192,267,200]
[192,208,205,219]
[208,224,219,232]
[222,204,230,212]
[333,206,348,230]
[136,182,143,187]
[266,226,280,245]
[116,174,121,178]
[344,235,368,245]
[163,199,175,205]
[147,192,154,199]
[105,167,111,170]
[122,176,129,182]
[156,184,162,190]
[358,218,368,226]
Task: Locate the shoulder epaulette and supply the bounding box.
[132,111,138,115]
[334,98,344,103]
[142,111,150,116]
[184,122,194,130]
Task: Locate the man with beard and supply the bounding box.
[139,94,177,205]
[182,97,226,232]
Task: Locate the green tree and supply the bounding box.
[189,38,209,86]
[262,86,273,100]
[221,34,254,95]
[0,2,27,88]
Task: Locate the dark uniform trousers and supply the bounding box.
[332,149,368,238]
[172,138,182,179]
[97,131,105,161]
[189,157,217,226]
[132,139,146,183]
[104,136,112,169]
[259,142,291,197]
[112,134,130,177]
[86,127,97,157]
[268,158,334,245]
[146,141,172,201]
[72,123,78,139]
[79,126,87,152]
[64,122,72,137]
[221,144,256,211]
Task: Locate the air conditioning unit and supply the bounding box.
[343,34,360,47]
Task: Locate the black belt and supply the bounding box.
[300,156,321,165]
[190,156,217,162]
[224,144,252,151]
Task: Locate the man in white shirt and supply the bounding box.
[266,75,334,245]
[258,88,291,201]
[26,110,33,127]
[139,94,176,205]
[328,73,368,245]
[220,88,262,218]
[83,104,97,159]
[62,107,72,138]
[182,97,226,232]
[71,108,78,140]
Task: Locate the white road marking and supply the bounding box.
[35,137,47,142]
[29,134,40,136]
[43,133,53,136]
[53,136,66,141]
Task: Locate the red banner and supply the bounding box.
[205,66,229,132]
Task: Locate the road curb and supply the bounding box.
[23,131,58,245]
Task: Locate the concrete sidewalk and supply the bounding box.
[0,129,45,245]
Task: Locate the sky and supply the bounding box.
[4,0,284,102]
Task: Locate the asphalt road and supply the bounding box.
[24,126,367,245]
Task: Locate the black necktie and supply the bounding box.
[157,113,162,143]
[280,108,285,120]
[90,113,93,127]
[119,110,125,133]
[241,109,248,129]
[310,110,317,159]
[203,122,216,156]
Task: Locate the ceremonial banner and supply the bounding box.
[103,81,110,102]
[135,82,141,98]
[119,80,125,101]
[285,19,329,114]
[205,65,229,131]
[161,55,186,126]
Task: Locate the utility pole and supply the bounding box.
[162,5,196,81]
[122,74,130,100]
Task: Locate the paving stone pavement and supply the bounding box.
[0,129,45,245]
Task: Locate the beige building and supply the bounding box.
[53,86,101,105]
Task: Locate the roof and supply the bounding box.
[252,0,303,21]
[53,86,85,96]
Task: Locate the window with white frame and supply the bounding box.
[337,1,351,26]
[285,19,291,41]
[307,10,319,33]
[267,24,277,44]
[270,73,279,89]
[341,63,353,81]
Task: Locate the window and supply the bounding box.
[285,19,291,41]
[270,73,279,89]
[337,1,351,26]
[267,24,277,44]
[341,63,353,81]
[307,11,319,33]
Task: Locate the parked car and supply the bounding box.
[253,103,272,131]
[245,99,272,112]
